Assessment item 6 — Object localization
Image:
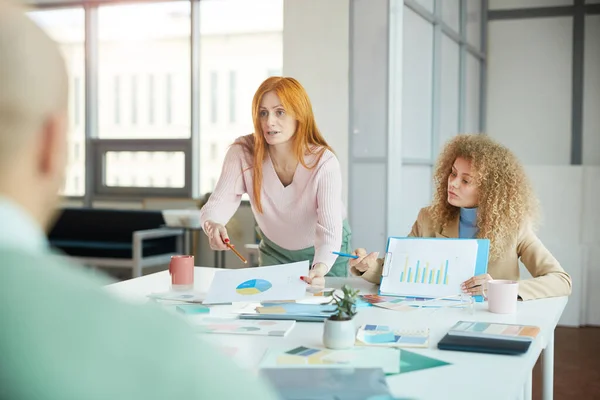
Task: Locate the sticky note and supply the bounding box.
[176,304,210,314]
[363,331,396,344]
[256,306,287,314]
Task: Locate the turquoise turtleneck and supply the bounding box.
[459,207,478,239]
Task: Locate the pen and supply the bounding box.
[224,239,248,264]
[332,251,359,259]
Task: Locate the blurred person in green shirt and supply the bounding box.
[0,2,277,399]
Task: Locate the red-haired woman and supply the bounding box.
[200,77,350,289]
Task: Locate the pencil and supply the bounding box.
[332,251,359,259]
[225,241,248,264]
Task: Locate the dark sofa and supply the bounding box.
[49,208,183,277]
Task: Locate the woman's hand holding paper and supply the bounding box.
[461,273,493,296]
[302,263,328,290]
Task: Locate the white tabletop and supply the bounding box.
[106,267,568,400]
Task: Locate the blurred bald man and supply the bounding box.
[0,3,277,399]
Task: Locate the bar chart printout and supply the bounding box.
[379,238,485,299]
[399,256,450,285]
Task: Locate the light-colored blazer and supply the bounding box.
[353,207,572,301]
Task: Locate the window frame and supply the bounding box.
[31,0,200,204]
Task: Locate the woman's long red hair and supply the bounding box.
[239,77,333,213]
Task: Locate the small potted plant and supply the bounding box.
[323,285,360,350]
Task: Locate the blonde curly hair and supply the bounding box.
[429,134,539,261]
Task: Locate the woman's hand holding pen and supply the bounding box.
[203,220,230,250]
[349,248,380,273]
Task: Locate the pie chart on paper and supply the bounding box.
[236,279,273,295]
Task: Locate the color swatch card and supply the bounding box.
[447,321,540,341]
[202,261,309,304]
[380,237,489,301]
[356,324,430,348]
[259,346,400,374]
[194,317,296,337]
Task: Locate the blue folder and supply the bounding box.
[239,303,337,322]
[378,237,490,303]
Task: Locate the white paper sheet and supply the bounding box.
[202,261,310,304]
[380,238,480,298]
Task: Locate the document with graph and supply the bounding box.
[203,261,309,305]
[379,237,490,301]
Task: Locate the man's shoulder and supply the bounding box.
[0,247,279,399]
[0,246,112,289]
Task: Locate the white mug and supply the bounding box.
[483,280,519,314]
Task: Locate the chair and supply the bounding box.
[48,208,184,278]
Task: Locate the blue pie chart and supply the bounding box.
[236,279,272,295]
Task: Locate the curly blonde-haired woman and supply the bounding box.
[350,134,571,301]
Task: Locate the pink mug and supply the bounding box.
[483,280,519,314]
[169,255,194,291]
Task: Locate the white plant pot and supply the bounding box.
[323,318,356,350]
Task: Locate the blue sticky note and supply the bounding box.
[176,304,210,314]
[396,336,428,345]
[364,331,396,344]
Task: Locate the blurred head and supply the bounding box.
[429,134,538,260]
[246,77,332,213]
[0,2,69,231]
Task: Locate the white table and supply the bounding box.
[107,267,567,400]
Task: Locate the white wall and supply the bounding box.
[487,17,573,164]
[487,10,600,326]
[282,0,350,204]
[583,15,600,165]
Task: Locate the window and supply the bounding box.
[465,54,481,133]
[467,0,482,50]
[229,70,237,124]
[104,151,185,188]
[74,143,81,162]
[131,75,138,125]
[28,8,85,197]
[441,0,460,33]
[114,76,121,125]
[402,7,434,159]
[199,0,283,195]
[387,0,486,234]
[28,0,283,201]
[165,73,173,125]
[210,71,218,124]
[267,68,282,77]
[440,34,460,146]
[74,76,81,127]
[210,142,218,161]
[148,75,155,125]
[98,2,191,138]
